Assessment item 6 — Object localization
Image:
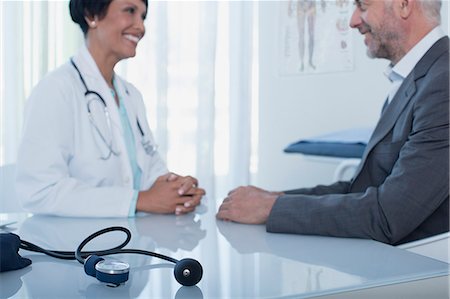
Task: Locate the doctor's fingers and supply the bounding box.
[181,185,206,197]
[175,196,201,215]
[157,172,181,183]
[177,176,199,195]
[155,173,177,185]
[175,204,195,215]
[166,172,180,182]
[179,193,203,209]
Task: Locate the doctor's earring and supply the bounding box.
[90,21,97,28]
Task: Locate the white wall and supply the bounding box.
[255,1,449,191]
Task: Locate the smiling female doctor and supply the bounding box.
[16,0,205,217]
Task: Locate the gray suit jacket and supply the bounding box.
[267,37,449,245]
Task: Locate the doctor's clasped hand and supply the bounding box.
[137,173,205,215]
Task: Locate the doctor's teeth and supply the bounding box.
[124,35,139,43]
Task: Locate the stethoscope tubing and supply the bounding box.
[70,58,157,159]
[19,226,179,265]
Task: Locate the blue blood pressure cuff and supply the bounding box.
[0,233,32,272]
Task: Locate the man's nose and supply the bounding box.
[349,8,362,29]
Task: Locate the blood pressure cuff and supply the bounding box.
[0,233,32,272]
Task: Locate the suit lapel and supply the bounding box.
[363,75,416,158]
[352,36,449,179]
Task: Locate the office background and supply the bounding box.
[0,1,449,200]
[0,2,449,297]
[257,1,449,191]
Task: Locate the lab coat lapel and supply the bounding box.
[96,83,123,136]
[114,77,141,151]
[114,77,147,174]
[114,77,136,133]
[72,46,124,136]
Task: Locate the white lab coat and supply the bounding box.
[16,45,168,217]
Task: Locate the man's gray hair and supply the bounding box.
[418,0,442,25]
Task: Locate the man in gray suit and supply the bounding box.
[217,0,449,245]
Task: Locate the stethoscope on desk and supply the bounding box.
[70,58,158,160]
[19,226,203,287]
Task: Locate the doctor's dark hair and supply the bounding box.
[69,0,148,35]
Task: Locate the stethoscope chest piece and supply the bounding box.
[85,255,130,286]
[142,139,158,156]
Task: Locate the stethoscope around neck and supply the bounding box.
[70,58,157,160]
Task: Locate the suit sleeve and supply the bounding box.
[284,181,351,195]
[267,58,449,244]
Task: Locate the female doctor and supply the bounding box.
[16,0,205,217]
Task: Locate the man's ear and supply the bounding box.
[399,0,414,19]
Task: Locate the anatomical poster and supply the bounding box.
[279,0,354,76]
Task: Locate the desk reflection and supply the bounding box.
[0,266,31,299]
[134,213,206,251]
[216,219,447,281]
[19,212,206,252]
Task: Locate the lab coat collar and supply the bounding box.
[73,44,104,82]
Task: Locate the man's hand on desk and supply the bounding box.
[137,173,206,215]
[216,186,281,224]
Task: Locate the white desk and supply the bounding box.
[0,200,448,299]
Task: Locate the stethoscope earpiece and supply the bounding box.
[174,258,203,286]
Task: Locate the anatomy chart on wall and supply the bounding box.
[279,0,354,76]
